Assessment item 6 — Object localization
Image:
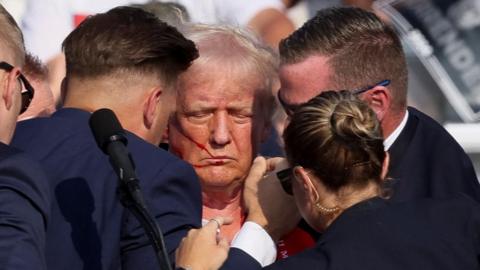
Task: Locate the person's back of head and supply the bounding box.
[283,90,386,192]
[0,4,28,144]
[63,6,197,90]
[279,7,408,113]
[61,6,198,144]
[0,4,25,67]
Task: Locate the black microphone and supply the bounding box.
[89,108,137,182]
[89,108,172,270]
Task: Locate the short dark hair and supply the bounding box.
[0,4,25,66]
[62,6,198,88]
[283,90,385,192]
[279,7,407,112]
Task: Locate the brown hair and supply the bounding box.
[23,53,48,81]
[279,7,407,112]
[0,4,25,66]
[62,6,198,88]
[283,90,385,192]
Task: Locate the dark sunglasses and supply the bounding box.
[277,167,294,195]
[278,79,391,117]
[0,61,35,114]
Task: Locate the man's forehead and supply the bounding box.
[279,55,333,104]
[179,91,255,109]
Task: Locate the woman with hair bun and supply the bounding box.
[175,90,480,270]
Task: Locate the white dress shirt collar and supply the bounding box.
[384,110,409,151]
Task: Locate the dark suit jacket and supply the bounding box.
[225,195,480,270]
[0,142,50,270]
[388,107,480,202]
[12,108,202,270]
[222,107,480,269]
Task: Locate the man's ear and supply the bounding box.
[2,67,20,111]
[362,86,391,121]
[143,87,162,129]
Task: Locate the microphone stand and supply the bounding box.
[109,135,172,270]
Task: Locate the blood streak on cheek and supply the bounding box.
[175,129,225,167]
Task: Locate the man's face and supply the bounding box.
[168,65,268,190]
[278,55,333,118]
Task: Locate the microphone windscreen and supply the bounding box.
[89,108,125,153]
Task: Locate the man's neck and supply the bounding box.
[202,184,243,213]
[202,185,245,243]
[381,108,407,139]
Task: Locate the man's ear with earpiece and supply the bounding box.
[361,86,391,121]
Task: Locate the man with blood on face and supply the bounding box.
[168,24,277,242]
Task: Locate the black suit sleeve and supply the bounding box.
[0,146,50,270]
[120,158,202,270]
[221,248,262,270]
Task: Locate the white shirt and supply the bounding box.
[231,222,277,266]
[201,219,277,267]
[384,110,409,151]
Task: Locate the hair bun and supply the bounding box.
[329,92,381,144]
[283,90,386,192]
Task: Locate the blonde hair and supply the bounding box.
[0,4,25,66]
[283,90,385,192]
[182,24,278,121]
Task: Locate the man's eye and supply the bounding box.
[232,113,252,123]
[185,112,211,122]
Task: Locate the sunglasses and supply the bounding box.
[278,79,391,117]
[277,167,294,195]
[0,61,35,114]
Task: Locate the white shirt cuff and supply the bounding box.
[230,221,277,266]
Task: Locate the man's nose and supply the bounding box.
[210,112,231,146]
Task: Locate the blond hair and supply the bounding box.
[183,23,278,121]
[0,4,25,66]
[283,90,385,192]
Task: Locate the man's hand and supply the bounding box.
[175,217,231,270]
[243,156,301,241]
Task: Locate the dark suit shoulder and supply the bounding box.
[0,142,51,270]
[315,196,480,270]
[387,107,480,202]
[407,107,464,148]
[0,142,22,161]
[0,142,51,221]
